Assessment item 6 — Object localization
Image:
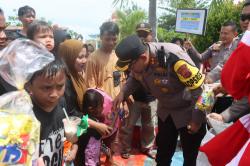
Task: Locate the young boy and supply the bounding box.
[27,58,111,165]
[27,58,76,166]
[18,5,36,38]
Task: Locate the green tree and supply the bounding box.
[158,0,210,30]
[157,27,186,42]
[6,9,53,27]
[159,0,205,14]
[116,9,147,40]
[157,0,210,42]
[113,0,157,39]
[192,0,242,52]
[67,29,83,40]
[157,0,241,50]
[7,9,21,26]
[116,10,146,39]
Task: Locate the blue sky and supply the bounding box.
[0,0,149,40]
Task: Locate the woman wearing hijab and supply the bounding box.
[58,39,88,110]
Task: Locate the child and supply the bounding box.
[27,23,80,165]
[75,89,119,166]
[26,58,77,166]
[17,5,36,38]
[27,20,55,52]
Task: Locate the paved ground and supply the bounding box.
[100,100,185,166]
[101,150,183,166]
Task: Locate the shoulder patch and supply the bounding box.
[174,60,204,90]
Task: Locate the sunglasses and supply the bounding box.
[240,14,250,21]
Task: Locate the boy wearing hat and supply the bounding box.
[113,35,206,165]
[119,22,156,159]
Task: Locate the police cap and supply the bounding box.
[136,22,152,33]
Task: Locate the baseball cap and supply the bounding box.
[136,22,152,33]
[115,35,146,71]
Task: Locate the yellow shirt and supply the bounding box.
[85,49,124,99]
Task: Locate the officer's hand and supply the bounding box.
[123,102,130,118]
[112,91,124,112]
[212,83,227,96]
[126,95,134,105]
[187,121,201,134]
[211,42,221,51]
[96,122,113,136]
[205,75,213,84]
[183,40,193,50]
[207,113,225,122]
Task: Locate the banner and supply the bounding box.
[175,9,208,35]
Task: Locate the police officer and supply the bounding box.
[113,35,206,166]
[119,23,156,159]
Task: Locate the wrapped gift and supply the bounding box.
[0,39,54,165]
[195,84,216,113]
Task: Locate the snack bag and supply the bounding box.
[195,84,216,114]
[0,39,54,165]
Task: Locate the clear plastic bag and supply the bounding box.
[196,151,212,166]
[0,39,54,90]
[0,39,54,165]
[207,116,233,134]
[196,127,215,166]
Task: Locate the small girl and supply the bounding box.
[27,20,55,52]
[75,88,120,166]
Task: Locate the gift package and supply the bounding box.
[0,39,54,165]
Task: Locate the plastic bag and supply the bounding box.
[196,151,212,166]
[0,39,54,165]
[195,84,216,114]
[207,116,232,134]
[0,39,54,90]
[196,128,215,166]
[201,128,215,146]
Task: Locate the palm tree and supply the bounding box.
[115,10,147,39]
[113,0,157,39]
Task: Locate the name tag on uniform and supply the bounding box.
[174,60,204,90]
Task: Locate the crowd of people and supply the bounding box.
[0,0,250,166]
